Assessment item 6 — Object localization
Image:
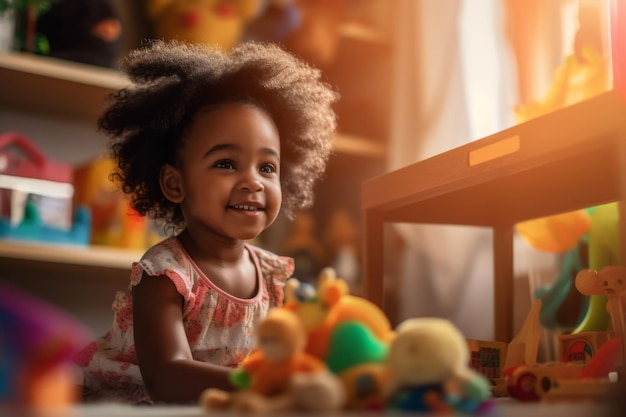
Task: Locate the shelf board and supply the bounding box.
[0,51,387,158]
[0,51,127,124]
[0,239,142,270]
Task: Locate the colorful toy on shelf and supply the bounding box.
[200,308,345,413]
[0,131,74,231]
[36,0,123,68]
[282,267,394,409]
[146,0,264,51]
[384,318,492,414]
[246,0,343,69]
[73,156,162,250]
[0,200,90,245]
[0,282,91,413]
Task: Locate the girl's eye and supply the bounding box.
[260,163,277,174]
[214,160,235,169]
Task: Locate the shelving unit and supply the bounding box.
[0,51,387,158]
[0,4,393,335]
[361,89,626,343]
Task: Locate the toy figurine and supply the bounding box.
[200,308,345,413]
[384,317,492,414]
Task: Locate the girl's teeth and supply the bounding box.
[236,205,257,211]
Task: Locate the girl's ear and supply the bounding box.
[160,164,184,203]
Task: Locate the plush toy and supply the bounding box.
[36,0,123,68]
[385,318,492,414]
[283,267,394,359]
[245,0,342,68]
[200,308,345,413]
[283,268,395,409]
[146,0,264,51]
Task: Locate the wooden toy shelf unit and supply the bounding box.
[361,89,626,343]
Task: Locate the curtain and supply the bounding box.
[388,0,519,340]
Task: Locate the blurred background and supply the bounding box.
[0,0,620,355]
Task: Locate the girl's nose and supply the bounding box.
[238,170,264,192]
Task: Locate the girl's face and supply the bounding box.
[172,103,282,242]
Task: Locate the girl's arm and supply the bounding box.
[133,273,235,403]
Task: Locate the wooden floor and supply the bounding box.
[1,398,622,417]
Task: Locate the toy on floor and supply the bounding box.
[503,265,625,403]
[384,317,492,414]
[146,0,264,51]
[576,265,626,360]
[283,267,394,409]
[0,282,91,413]
[200,308,345,413]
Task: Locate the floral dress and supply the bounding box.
[73,236,294,403]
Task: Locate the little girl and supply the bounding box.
[74,40,338,404]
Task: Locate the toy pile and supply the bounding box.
[199,268,493,414]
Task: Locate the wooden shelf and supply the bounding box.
[0,51,386,158]
[0,51,127,124]
[0,239,143,270]
[361,89,626,343]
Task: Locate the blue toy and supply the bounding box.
[0,200,91,245]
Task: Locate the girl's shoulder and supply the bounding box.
[130,236,194,293]
[247,244,294,279]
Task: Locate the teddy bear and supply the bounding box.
[146,0,264,51]
[200,307,345,413]
[384,317,492,414]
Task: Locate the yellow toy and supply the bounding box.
[282,268,394,409]
[283,267,394,359]
[146,0,264,51]
[385,318,492,414]
[200,308,345,413]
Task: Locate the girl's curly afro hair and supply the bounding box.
[99,40,339,231]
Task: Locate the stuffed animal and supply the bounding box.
[36,0,123,68]
[245,0,342,68]
[146,0,264,51]
[283,268,395,409]
[200,308,345,413]
[385,318,492,414]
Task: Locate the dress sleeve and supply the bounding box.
[252,246,294,307]
[128,238,194,300]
